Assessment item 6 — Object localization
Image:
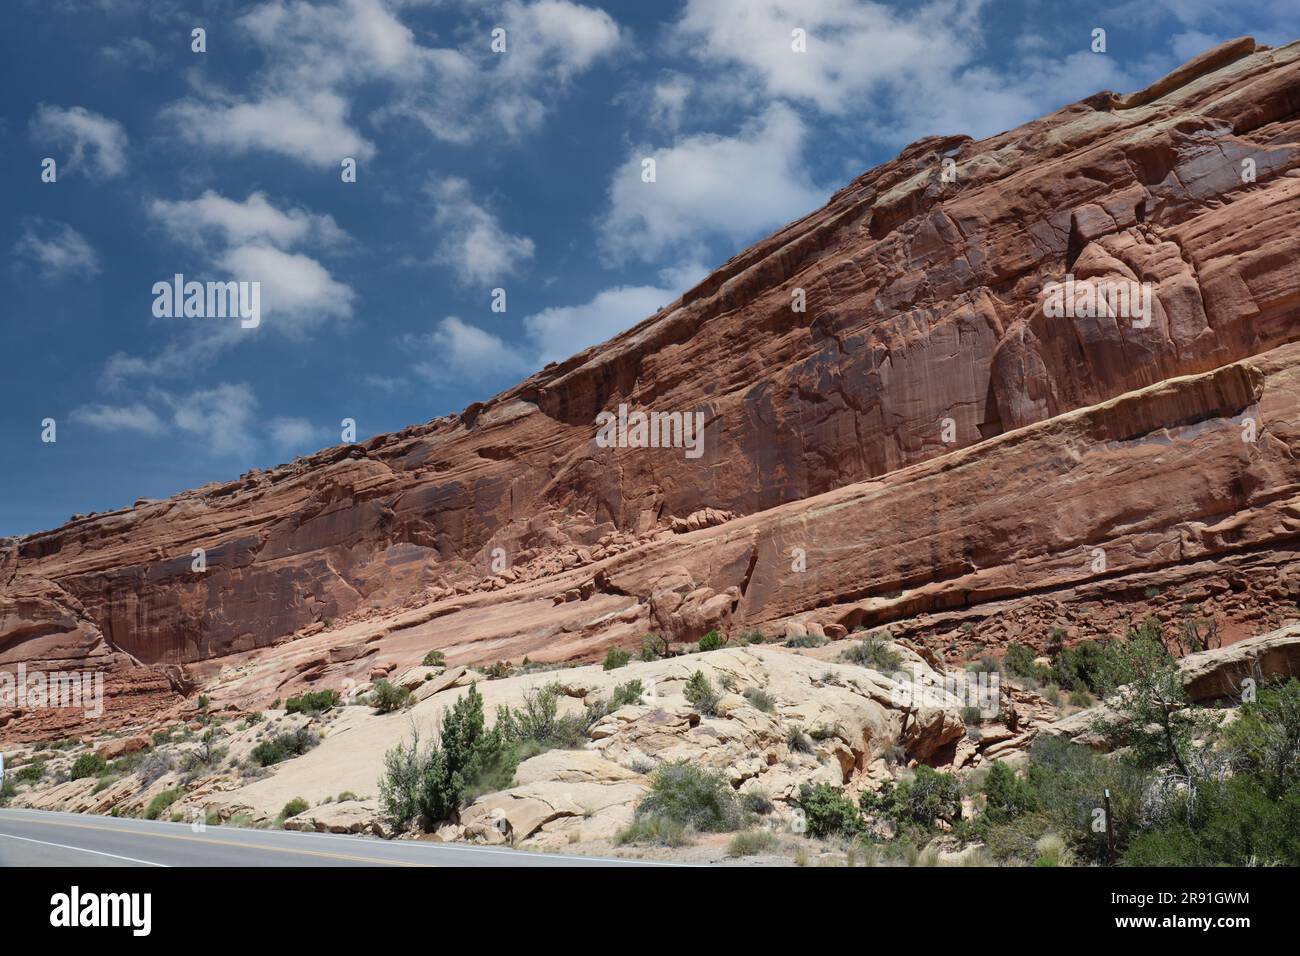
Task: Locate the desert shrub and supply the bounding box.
[959,705,983,726]
[603,647,631,670]
[421,650,446,667]
[1050,639,1109,693]
[981,761,1038,823]
[639,633,668,661]
[483,661,514,679]
[606,679,644,710]
[1218,678,1300,797]
[285,689,340,715]
[378,683,509,830]
[1003,642,1046,680]
[786,724,813,754]
[635,761,742,832]
[841,634,901,671]
[861,767,962,832]
[697,630,726,653]
[743,687,776,713]
[144,788,183,820]
[14,760,45,784]
[740,630,766,645]
[727,830,779,857]
[615,815,692,847]
[197,695,210,711]
[798,783,863,838]
[683,671,720,716]
[281,797,309,819]
[250,728,319,767]
[495,682,589,751]
[138,750,176,785]
[69,752,107,780]
[784,632,827,648]
[371,680,413,714]
[741,788,774,816]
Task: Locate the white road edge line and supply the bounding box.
[0,832,169,867]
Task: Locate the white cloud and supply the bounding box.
[218,244,355,329]
[667,0,1163,147]
[524,263,706,365]
[12,219,101,279]
[143,191,354,336]
[165,0,621,167]
[409,316,531,383]
[166,382,260,457]
[427,177,535,286]
[70,402,165,435]
[406,262,706,383]
[148,191,346,251]
[268,416,329,454]
[600,103,826,263]
[165,91,376,169]
[29,104,128,178]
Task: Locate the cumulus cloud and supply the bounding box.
[408,316,532,384]
[70,402,165,435]
[149,191,346,250]
[166,382,260,457]
[427,177,535,287]
[29,104,128,178]
[12,219,101,279]
[406,262,707,384]
[165,0,621,167]
[600,104,826,263]
[268,416,330,454]
[145,191,354,333]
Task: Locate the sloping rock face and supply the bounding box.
[4,38,1300,738]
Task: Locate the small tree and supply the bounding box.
[683,670,720,715]
[1220,678,1300,798]
[1092,629,1204,778]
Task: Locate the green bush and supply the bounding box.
[860,766,963,832]
[250,728,319,767]
[378,683,509,830]
[981,761,1037,823]
[421,650,446,667]
[639,633,668,661]
[371,680,413,714]
[70,752,107,780]
[603,646,631,670]
[14,760,45,784]
[743,687,776,713]
[683,671,720,716]
[281,797,309,819]
[144,788,183,820]
[1003,642,1046,680]
[841,634,902,671]
[798,783,863,838]
[615,815,692,847]
[284,689,340,715]
[1050,639,1109,693]
[727,830,779,857]
[635,761,742,832]
[697,630,726,653]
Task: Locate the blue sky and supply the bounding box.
[2,0,1296,537]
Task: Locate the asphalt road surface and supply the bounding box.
[0,808,662,867]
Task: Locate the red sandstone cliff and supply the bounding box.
[4,37,1300,739]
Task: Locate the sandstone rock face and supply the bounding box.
[4,39,1300,738]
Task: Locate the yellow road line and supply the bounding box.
[2,817,430,867]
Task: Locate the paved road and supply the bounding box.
[0,808,662,867]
